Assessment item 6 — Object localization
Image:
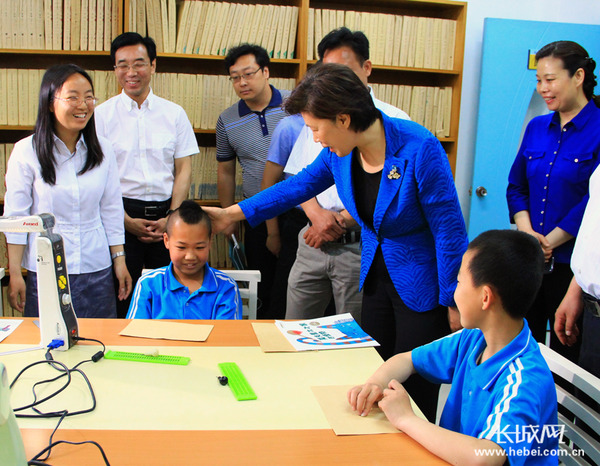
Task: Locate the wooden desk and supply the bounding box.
[2,318,447,465]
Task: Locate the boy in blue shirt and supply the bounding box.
[127,201,242,320]
[349,230,559,465]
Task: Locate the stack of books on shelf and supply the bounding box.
[208,233,234,269]
[0,69,43,127]
[370,83,452,138]
[0,69,118,127]
[0,0,120,51]
[0,143,14,199]
[308,9,456,70]
[129,0,299,58]
[208,223,245,270]
[189,146,242,201]
[0,68,293,131]
[0,142,10,314]
[152,72,295,130]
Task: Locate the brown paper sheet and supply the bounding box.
[119,320,213,342]
[311,385,425,435]
[252,322,296,352]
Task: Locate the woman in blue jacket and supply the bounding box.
[507,41,600,362]
[206,63,468,421]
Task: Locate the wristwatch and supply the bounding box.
[166,209,175,216]
[111,251,126,261]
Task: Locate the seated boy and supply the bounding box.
[348,230,559,465]
[127,200,242,320]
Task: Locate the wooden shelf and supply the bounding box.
[0,0,466,170]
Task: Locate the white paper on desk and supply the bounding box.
[0,319,23,343]
[274,313,379,351]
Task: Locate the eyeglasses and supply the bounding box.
[114,62,150,72]
[55,96,98,107]
[228,68,263,83]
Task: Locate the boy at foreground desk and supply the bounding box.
[126,200,242,320]
[348,230,559,465]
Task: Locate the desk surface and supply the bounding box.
[2,318,447,465]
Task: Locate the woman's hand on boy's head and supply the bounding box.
[347,383,384,417]
[202,206,238,237]
[378,379,416,430]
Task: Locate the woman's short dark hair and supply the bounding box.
[317,27,370,64]
[536,40,599,106]
[224,43,270,72]
[33,64,104,185]
[110,32,157,64]
[467,229,544,319]
[284,63,380,132]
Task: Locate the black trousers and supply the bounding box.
[361,249,450,423]
[527,263,583,363]
[243,220,278,319]
[116,198,171,318]
[580,310,600,379]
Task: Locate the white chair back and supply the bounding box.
[219,269,260,320]
[539,344,600,465]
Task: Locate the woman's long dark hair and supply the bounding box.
[33,64,104,185]
[536,40,600,108]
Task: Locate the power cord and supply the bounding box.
[9,336,110,465]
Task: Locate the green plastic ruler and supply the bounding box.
[104,350,190,365]
[218,362,257,401]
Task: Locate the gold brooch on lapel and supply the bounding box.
[387,165,401,180]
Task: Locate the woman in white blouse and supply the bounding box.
[4,64,132,318]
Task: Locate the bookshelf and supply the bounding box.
[1,0,466,312]
[0,0,466,176]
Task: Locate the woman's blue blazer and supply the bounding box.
[240,112,468,312]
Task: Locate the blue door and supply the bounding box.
[468,18,600,239]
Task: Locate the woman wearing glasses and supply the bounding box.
[4,64,132,318]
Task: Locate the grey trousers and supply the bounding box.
[285,225,363,323]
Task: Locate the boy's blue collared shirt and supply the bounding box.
[507,99,600,263]
[126,263,242,320]
[412,320,559,465]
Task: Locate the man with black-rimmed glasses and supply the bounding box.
[216,43,290,319]
[95,32,198,318]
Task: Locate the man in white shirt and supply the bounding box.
[263,28,410,323]
[555,164,600,379]
[95,32,198,317]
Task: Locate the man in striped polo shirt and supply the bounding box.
[216,43,290,319]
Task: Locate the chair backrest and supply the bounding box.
[218,269,261,320]
[539,344,600,465]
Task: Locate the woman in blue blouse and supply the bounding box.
[206,63,468,422]
[507,41,600,361]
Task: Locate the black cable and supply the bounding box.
[10,356,97,418]
[73,336,106,362]
[9,336,110,464]
[30,439,111,465]
[9,360,72,412]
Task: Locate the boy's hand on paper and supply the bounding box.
[347,383,384,417]
[378,379,416,430]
